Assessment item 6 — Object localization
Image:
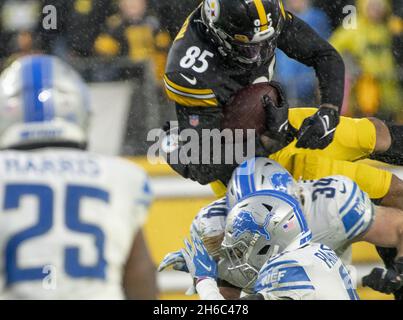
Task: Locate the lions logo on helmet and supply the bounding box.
[232,210,272,241]
[270,172,293,193]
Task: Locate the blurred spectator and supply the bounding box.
[331,0,402,121]
[313,0,356,31]
[390,0,403,86]
[151,0,200,39]
[66,0,116,57]
[94,0,171,82]
[275,0,332,106]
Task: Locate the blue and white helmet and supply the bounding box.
[0,55,90,149]
[226,157,299,209]
[220,189,312,290]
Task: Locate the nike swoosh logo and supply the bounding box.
[321,128,336,139]
[323,115,330,129]
[319,115,336,139]
[180,73,197,85]
[197,259,212,272]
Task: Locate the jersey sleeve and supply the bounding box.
[329,175,375,241]
[191,197,228,257]
[163,72,218,108]
[255,259,316,300]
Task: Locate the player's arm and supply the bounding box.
[328,175,403,294]
[123,171,157,299]
[123,230,158,299]
[278,13,344,150]
[358,206,403,260]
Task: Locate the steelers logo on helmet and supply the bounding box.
[202,0,287,68]
[204,0,220,23]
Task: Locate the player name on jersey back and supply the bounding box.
[0,148,151,299]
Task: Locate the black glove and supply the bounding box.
[296,105,340,150]
[362,267,403,294]
[263,81,296,146]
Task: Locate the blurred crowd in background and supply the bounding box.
[0,0,402,139]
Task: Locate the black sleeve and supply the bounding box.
[277,13,345,110]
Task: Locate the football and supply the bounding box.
[221,82,280,136]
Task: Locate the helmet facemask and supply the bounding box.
[220,191,312,291]
[220,232,277,290]
[207,21,279,67]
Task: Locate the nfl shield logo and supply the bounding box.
[189,115,200,127]
[283,219,296,232]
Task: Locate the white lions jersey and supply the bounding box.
[193,175,374,259]
[0,148,152,299]
[255,243,359,300]
[299,176,374,258]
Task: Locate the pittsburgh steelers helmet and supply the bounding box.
[201,0,287,65]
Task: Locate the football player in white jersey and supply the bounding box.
[0,55,157,299]
[160,157,403,296]
[178,191,359,300]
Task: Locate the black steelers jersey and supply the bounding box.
[164,7,276,108]
[162,5,344,186]
[164,6,345,113]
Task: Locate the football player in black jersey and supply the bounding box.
[160,0,403,299]
[161,0,403,197]
[163,0,345,184]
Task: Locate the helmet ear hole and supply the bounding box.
[258,245,271,255]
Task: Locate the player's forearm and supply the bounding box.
[361,206,403,259]
[123,231,159,299]
[196,278,226,300]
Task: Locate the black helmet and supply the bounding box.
[201,0,286,65]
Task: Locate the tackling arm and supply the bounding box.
[123,230,158,299]
[358,206,403,294]
[359,206,403,259]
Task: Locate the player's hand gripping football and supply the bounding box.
[262,81,296,146]
[296,105,340,150]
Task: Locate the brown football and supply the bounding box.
[221,82,279,136]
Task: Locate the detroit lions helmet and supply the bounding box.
[220,189,312,290]
[0,54,90,149]
[226,157,299,209]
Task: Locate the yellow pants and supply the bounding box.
[211,108,392,199]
